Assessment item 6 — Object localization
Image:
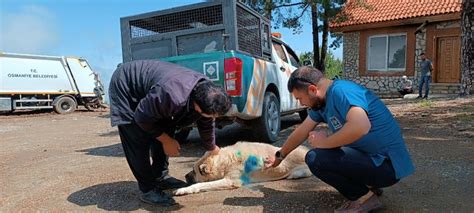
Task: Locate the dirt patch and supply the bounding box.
[1,97,473,212]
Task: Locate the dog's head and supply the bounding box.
[185,151,231,184]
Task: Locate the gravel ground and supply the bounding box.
[0,97,473,212]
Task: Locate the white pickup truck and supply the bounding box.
[120,0,306,142]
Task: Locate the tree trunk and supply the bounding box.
[265,0,273,20]
[311,2,321,70]
[460,0,473,96]
[320,17,329,73]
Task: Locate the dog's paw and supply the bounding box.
[174,186,200,196]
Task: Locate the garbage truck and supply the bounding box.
[120,0,306,142]
[0,52,106,114]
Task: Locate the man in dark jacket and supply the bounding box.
[109,60,231,206]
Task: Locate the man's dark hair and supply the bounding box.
[420,52,425,56]
[287,66,324,92]
[191,81,231,115]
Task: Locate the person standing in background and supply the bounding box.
[417,53,434,99]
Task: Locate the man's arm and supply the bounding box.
[310,106,371,149]
[134,86,183,156]
[407,79,413,88]
[279,116,319,156]
[196,117,217,151]
[264,115,319,168]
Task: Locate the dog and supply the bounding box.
[174,142,312,196]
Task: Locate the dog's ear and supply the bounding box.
[199,164,211,174]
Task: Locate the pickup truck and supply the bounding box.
[120,0,305,142]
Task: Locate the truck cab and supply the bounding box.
[120,0,305,142]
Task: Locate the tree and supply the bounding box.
[460,0,473,96]
[299,50,343,79]
[242,0,347,73]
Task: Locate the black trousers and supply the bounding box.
[118,123,171,193]
[305,147,399,201]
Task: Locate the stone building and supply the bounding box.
[330,0,463,98]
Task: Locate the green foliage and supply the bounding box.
[299,50,343,79]
[419,100,433,108]
[242,0,350,71]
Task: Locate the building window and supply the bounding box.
[367,34,407,71]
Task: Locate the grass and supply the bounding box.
[419,99,433,108]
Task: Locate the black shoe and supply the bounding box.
[140,189,176,206]
[423,96,428,99]
[416,96,423,99]
[156,175,188,190]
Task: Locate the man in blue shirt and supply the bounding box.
[417,53,434,99]
[265,66,414,212]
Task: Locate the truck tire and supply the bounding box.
[53,96,77,114]
[253,92,280,143]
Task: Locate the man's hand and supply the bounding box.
[264,155,282,169]
[161,139,181,157]
[210,145,220,155]
[308,130,328,148]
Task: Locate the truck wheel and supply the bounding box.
[253,92,280,143]
[53,96,77,114]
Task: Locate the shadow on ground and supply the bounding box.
[223,185,343,212]
[99,130,119,137]
[67,181,183,211]
[76,143,124,157]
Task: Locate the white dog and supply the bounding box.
[174,142,312,196]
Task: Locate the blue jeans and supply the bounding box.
[418,76,431,97]
[305,147,399,201]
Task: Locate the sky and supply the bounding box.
[0,0,342,92]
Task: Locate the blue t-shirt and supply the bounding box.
[420,60,432,77]
[309,80,414,179]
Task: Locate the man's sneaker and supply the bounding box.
[334,193,383,213]
[416,96,423,99]
[156,175,188,190]
[140,189,176,206]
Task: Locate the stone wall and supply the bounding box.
[342,32,359,80]
[436,20,461,29]
[414,27,427,89]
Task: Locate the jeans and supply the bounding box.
[305,147,399,201]
[418,76,431,97]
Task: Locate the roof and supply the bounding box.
[330,0,462,29]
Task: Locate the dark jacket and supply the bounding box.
[109,60,216,150]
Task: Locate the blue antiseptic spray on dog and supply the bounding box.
[240,155,264,185]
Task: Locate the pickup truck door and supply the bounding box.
[282,44,302,110]
[272,41,296,112]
